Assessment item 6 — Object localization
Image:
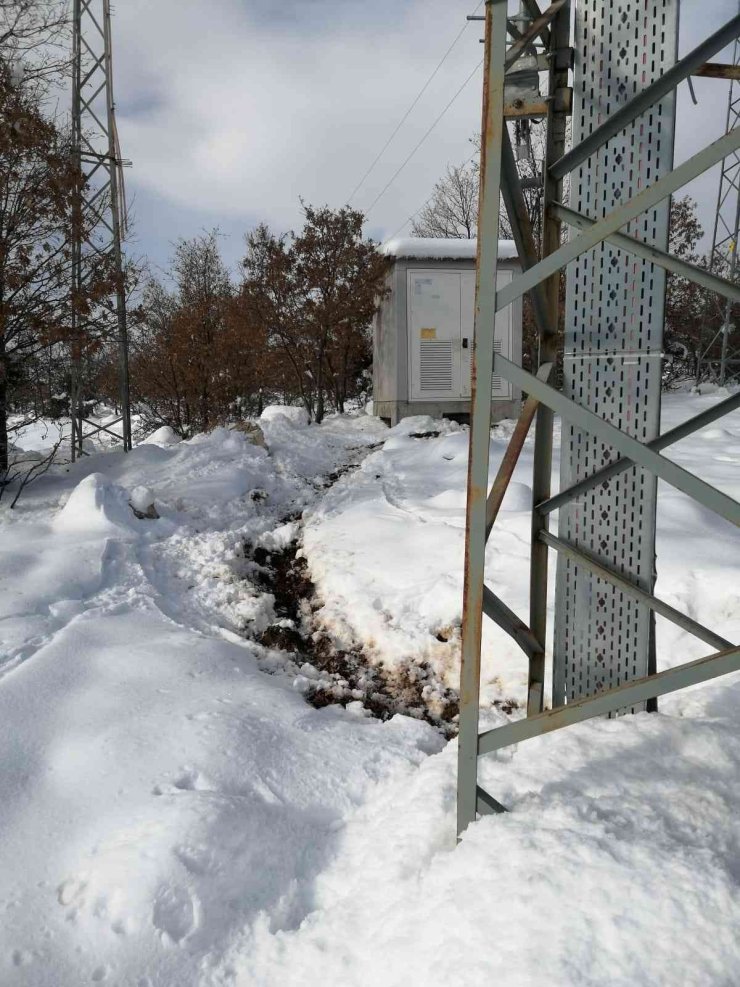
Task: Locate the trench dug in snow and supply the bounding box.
[233,423,523,734]
[241,475,464,736]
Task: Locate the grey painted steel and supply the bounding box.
[555,0,675,710]
[70,0,132,458]
[457,0,509,838]
[541,532,734,654]
[504,0,565,72]
[549,14,740,182]
[495,355,740,529]
[476,786,508,815]
[496,128,740,315]
[521,0,550,45]
[553,204,740,305]
[478,646,740,757]
[527,0,571,718]
[697,35,740,386]
[482,585,543,662]
[538,391,740,517]
[457,6,740,837]
[500,128,552,336]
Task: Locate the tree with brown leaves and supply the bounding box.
[0,65,81,472]
[132,233,269,436]
[244,204,388,422]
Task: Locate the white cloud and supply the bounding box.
[112,0,739,252]
[115,0,483,239]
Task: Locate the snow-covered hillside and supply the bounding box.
[0,394,738,985]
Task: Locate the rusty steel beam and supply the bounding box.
[478,644,740,757]
[486,362,553,539]
[457,0,509,840]
[694,62,740,80]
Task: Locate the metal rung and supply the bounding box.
[478,644,740,757]
[541,531,734,653]
[476,785,508,815]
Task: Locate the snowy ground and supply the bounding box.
[0,393,739,985]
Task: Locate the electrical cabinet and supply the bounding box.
[373,238,521,426]
[408,268,513,402]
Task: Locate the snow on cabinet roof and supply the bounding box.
[380,236,518,261]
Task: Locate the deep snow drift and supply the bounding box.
[1,393,739,986]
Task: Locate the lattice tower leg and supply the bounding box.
[553,0,678,708]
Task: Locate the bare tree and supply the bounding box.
[411,125,545,244]
[0,67,74,472]
[411,163,479,239]
[1,423,63,508]
[0,0,70,89]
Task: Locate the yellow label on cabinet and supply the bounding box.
[420,327,436,340]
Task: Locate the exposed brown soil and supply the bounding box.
[245,537,461,736]
[238,440,518,736]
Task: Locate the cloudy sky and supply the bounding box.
[109,0,739,274]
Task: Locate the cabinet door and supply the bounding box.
[408,271,461,400]
[460,269,513,399]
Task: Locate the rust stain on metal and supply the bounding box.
[693,62,740,80]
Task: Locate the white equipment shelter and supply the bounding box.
[373,238,522,425]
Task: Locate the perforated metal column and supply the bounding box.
[553,0,678,707]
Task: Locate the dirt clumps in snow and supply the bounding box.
[246,538,460,735]
[231,420,267,448]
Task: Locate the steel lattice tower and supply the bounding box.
[456,0,740,836]
[696,34,740,385]
[70,0,131,459]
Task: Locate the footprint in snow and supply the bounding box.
[152,884,199,944]
[152,767,211,795]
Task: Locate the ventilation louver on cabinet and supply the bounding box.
[468,340,506,394]
[420,340,453,391]
[491,340,504,394]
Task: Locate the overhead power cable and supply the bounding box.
[347,0,483,205]
[363,58,483,219]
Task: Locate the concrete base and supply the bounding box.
[374,398,521,427]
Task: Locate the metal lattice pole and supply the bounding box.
[696,30,740,386]
[70,0,131,460]
[457,0,509,836]
[456,2,740,838]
